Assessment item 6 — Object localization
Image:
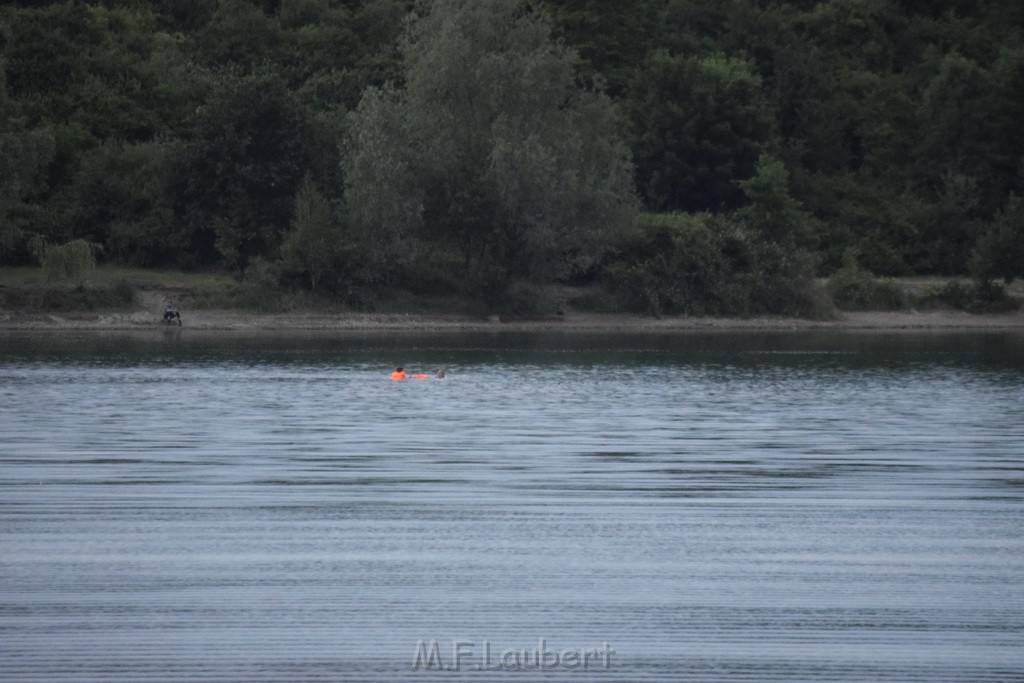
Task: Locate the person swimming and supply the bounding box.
[391,367,445,380]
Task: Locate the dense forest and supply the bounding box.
[1,0,1023,314]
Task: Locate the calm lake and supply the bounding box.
[2,330,1023,681]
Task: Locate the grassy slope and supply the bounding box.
[2,266,1022,317]
[0,266,237,312]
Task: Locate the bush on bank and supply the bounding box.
[913,280,1019,313]
[826,254,905,311]
[603,213,831,319]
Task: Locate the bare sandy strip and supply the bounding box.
[2,307,1023,333]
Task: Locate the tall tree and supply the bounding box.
[194,0,281,70]
[735,154,820,247]
[344,0,637,292]
[171,69,312,269]
[629,50,774,213]
[0,66,55,263]
[971,194,1024,286]
[542,0,661,95]
[282,175,348,290]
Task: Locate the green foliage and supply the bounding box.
[629,50,774,213]
[970,194,1024,284]
[607,213,746,316]
[68,140,181,267]
[194,0,280,69]
[345,0,638,298]
[234,256,285,311]
[605,213,829,318]
[155,0,217,32]
[25,280,136,312]
[805,173,926,275]
[735,154,820,247]
[343,83,422,273]
[171,69,313,270]
[655,0,745,56]
[1,0,1023,316]
[826,254,905,310]
[35,239,98,285]
[544,0,661,96]
[491,280,560,319]
[914,51,1012,216]
[914,280,1018,314]
[2,3,164,140]
[912,171,986,274]
[281,176,351,290]
[0,66,56,263]
[915,281,974,310]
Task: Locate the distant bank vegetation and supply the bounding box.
[1,0,1023,316]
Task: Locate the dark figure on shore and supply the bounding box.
[163,302,181,326]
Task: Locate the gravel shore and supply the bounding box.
[3,307,1023,333]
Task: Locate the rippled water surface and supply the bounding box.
[2,330,1023,681]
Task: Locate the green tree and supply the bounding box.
[0,2,191,264]
[985,47,1024,204]
[971,194,1024,285]
[282,176,347,290]
[344,0,637,295]
[68,140,181,267]
[35,238,97,285]
[912,171,986,274]
[155,0,218,32]
[735,154,819,247]
[800,0,908,73]
[171,69,313,270]
[606,211,827,318]
[342,83,421,275]
[542,0,661,95]
[629,50,774,213]
[916,53,994,193]
[0,66,55,263]
[194,0,280,70]
[655,0,746,56]
[808,172,926,275]
[2,3,163,140]
[607,212,751,317]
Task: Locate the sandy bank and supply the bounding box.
[2,307,1023,333]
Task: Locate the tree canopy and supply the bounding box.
[344,0,637,294]
[1,0,1022,306]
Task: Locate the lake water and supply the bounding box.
[1,330,1023,682]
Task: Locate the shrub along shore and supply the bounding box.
[1,267,1022,332]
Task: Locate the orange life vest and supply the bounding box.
[391,371,406,380]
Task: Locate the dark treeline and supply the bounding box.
[1,0,1022,313]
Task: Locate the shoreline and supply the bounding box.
[2,307,1024,334]
[4,271,1023,335]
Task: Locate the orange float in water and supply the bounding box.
[392,368,445,380]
